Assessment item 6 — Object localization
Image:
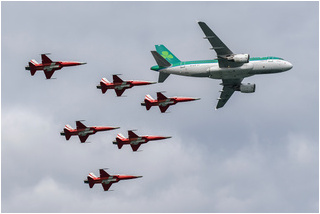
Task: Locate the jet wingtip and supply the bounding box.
[215,106,222,110]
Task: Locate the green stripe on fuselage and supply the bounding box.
[150,56,283,71]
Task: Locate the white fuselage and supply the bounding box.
[158,59,292,80]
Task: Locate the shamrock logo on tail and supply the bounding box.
[161,51,173,60]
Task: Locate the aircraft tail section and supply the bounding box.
[152,44,182,83]
[63,124,73,140]
[115,133,126,149]
[28,60,39,76]
[87,173,97,188]
[155,45,181,64]
[144,94,154,110]
[151,51,171,68]
[158,72,170,83]
[99,78,110,94]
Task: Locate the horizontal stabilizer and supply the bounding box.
[87,176,95,188]
[158,72,170,83]
[28,62,37,76]
[117,142,124,149]
[63,128,72,140]
[143,100,152,110]
[131,143,141,152]
[151,51,171,68]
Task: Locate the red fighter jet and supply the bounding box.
[60,121,119,143]
[96,74,156,96]
[84,169,142,191]
[113,130,171,151]
[25,54,86,79]
[141,92,200,113]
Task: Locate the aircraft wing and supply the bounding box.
[157,92,168,100]
[198,21,233,56]
[76,121,87,129]
[198,22,241,68]
[43,70,55,79]
[78,134,90,143]
[131,143,141,152]
[128,131,139,139]
[115,88,126,96]
[41,54,53,64]
[159,105,170,113]
[99,169,110,177]
[216,79,243,109]
[102,183,112,191]
[113,75,123,83]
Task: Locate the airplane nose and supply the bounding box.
[283,61,293,71]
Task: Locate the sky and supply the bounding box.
[1,1,319,213]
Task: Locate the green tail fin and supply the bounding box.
[155,45,181,64]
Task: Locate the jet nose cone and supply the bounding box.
[283,61,293,71]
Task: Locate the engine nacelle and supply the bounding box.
[240,83,255,93]
[227,54,250,63]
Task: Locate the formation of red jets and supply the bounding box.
[26,54,200,191]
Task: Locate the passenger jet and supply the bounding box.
[25,54,86,79]
[150,21,293,109]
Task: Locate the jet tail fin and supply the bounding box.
[63,125,73,140]
[155,45,181,64]
[115,133,126,149]
[28,60,39,76]
[144,95,154,110]
[87,173,97,188]
[98,78,110,94]
[150,51,172,83]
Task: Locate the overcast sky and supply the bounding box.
[1,1,319,213]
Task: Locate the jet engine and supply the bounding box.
[227,54,250,63]
[239,83,256,93]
